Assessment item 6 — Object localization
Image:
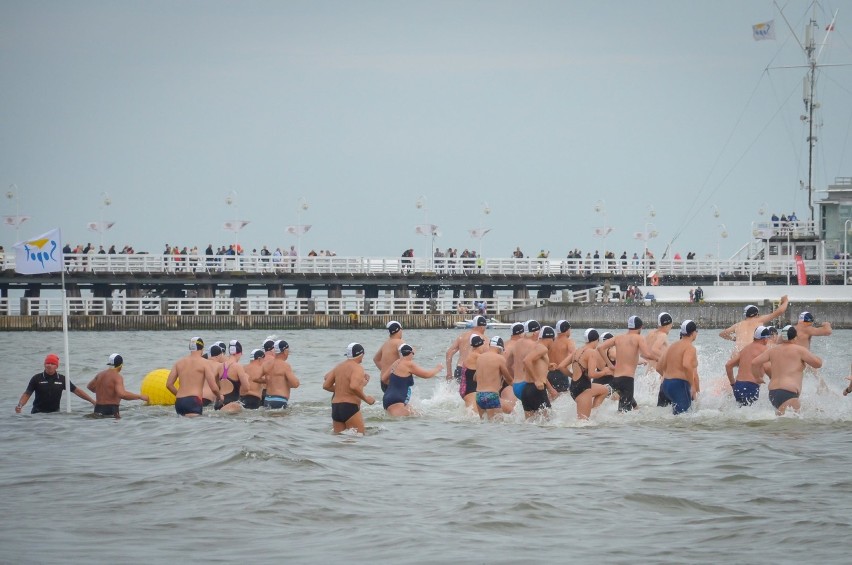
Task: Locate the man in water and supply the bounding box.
[446,314,488,387]
[719,295,789,351]
[793,311,832,349]
[15,353,96,414]
[646,312,674,407]
[521,326,559,419]
[322,343,375,434]
[258,340,300,409]
[750,325,823,415]
[657,320,700,415]
[374,320,404,393]
[505,320,541,408]
[86,353,148,418]
[598,316,658,412]
[725,326,772,406]
[166,336,222,417]
[473,336,512,420]
[546,320,576,395]
[498,322,526,412]
[240,349,266,409]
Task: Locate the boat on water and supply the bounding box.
[454,317,515,330]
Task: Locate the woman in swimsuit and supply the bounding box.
[568,329,614,420]
[380,343,443,417]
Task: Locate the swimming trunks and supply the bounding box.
[175,396,203,416]
[460,368,477,398]
[512,382,526,398]
[769,388,799,410]
[331,402,360,423]
[264,395,289,409]
[383,373,414,410]
[569,375,592,400]
[656,388,671,407]
[660,378,692,415]
[592,375,614,387]
[93,404,120,418]
[547,369,570,393]
[453,365,463,383]
[611,376,638,412]
[239,394,262,409]
[520,384,551,413]
[475,391,501,410]
[732,381,760,406]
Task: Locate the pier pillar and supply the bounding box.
[230,284,247,299]
[64,284,81,298]
[125,284,142,298]
[296,286,312,299]
[513,286,529,301]
[363,286,378,316]
[394,285,409,313]
[267,284,285,298]
[463,285,477,299]
[196,285,215,299]
[328,285,343,299]
[92,284,111,299]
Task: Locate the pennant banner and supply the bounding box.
[14,228,63,274]
[285,224,312,236]
[223,220,250,232]
[593,227,613,237]
[468,228,491,239]
[87,221,115,233]
[415,224,439,236]
[3,215,31,228]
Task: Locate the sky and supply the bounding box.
[2,0,852,262]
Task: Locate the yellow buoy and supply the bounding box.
[141,368,177,405]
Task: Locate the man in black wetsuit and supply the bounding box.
[15,353,95,414]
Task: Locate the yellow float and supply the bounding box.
[141,368,177,405]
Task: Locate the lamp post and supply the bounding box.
[593,200,614,272]
[297,197,309,260]
[479,202,491,258]
[415,195,433,271]
[99,192,112,249]
[717,223,728,283]
[844,219,851,286]
[4,184,29,245]
[634,223,658,286]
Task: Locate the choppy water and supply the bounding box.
[2,328,852,564]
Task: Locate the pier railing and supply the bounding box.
[2,253,850,278]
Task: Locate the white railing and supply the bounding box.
[1,252,850,279]
[10,296,545,316]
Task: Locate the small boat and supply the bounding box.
[454,317,515,330]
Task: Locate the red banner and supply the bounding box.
[795,254,807,285]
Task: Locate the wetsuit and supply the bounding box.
[383,373,414,410]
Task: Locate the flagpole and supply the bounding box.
[61,264,71,413]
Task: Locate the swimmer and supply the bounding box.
[546,320,576,395]
[521,325,559,419]
[214,340,251,413]
[646,312,674,407]
[461,334,487,413]
[240,349,266,409]
[473,336,512,420]
[86,353,148,419]
[844,363,852,396]
[166,336,221,417]
[374,320,404,393]
[598,316,658,412]
[505,320,542,408]
[567,329,613,419]
[258,340,300,409]
[201,345,226,407]
[322,343,375,434]
[446,315,488,383]
[657,321,700,415]
[380,343,443,416]
[719,295,789,352]
[498,322,526,413]
[750,325,823,415]
[591,332,616,389]
[793,311,832,349]
[725,326,772,406]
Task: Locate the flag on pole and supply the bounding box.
[593,227,613,237]
[285,225,312,236]
[468,228,491,239]
[3,215,31,228]
[415,224,439,236]
[87,221,115,233]
[223,220,250,232]
[14,228,63,274]
[753,20,775,41]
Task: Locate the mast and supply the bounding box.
[804,8,818,224]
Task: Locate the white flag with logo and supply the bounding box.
[753,20,775,41]
[285,225,312,236]
[14,228,63,274]
[223,220,250,232]
[468,228,492,239]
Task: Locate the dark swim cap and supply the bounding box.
[398,343,414,356]
[584,329,600,342]
[470,335,484,348]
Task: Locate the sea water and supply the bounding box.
[2,328,852,564]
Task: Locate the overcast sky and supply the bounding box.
[2,0,851,261]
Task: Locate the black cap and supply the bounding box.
[398,343,414,356]
[263,339,275,352]
[107,353,123,367]
[628,316,643,330]
[525,320,541,334]
[474,315,488,327]
[251,349,265,360]
[585,329,600,342]
[209,345,223,357]
[228,340,242,355]
[781,325,797,341]
[345,343,365,358]
[511,323,525,336]
[275,340,289,353]
[658,312,672,326]
[470,335,484,347]
[387,321,402,335]
[539,326,555,340]
[556,320,571,334]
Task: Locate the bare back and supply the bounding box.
[474,350,511,393]
[167,353,215,399]
[753,342,823,394]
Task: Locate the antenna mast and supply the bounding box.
[804,7,818,224]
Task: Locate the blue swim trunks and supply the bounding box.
[475,391,501,410]
[660,379,692,415]
[512,382,526,398]
[264,395,288,409]
[732,381,760,406]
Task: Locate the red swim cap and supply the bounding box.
[44,354,60,365]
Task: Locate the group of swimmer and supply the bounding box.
[14,294,851,432]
